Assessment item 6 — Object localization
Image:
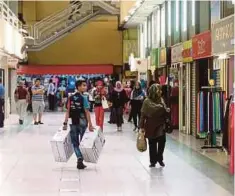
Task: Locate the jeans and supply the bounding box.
[148,135,166,164]
[70,118,87,159]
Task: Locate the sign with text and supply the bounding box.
[182,40,193,63]
[159,48,167,66]
[192,31,212,60]
[212,14,234,55]
[171,43,183,63]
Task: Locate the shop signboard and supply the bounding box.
[125,71,138,78]
[212,14,234,55]
[150,48,159,67]
[192,31,212,60]
[182,40,193,63]
[171,43,183,63]
[159,48,167,66]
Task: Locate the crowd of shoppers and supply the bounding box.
[9,76,171,170]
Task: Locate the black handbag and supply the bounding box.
[165,118,173,134]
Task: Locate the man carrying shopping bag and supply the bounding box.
[63,80,94,169]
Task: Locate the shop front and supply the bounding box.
[211,14,234,171]
[192,31,225,150]
[181,40,194,135]
[170,43,183,130]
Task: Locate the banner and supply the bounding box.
[123,40,138,63]
[192,31,212,60]
[159,48,167,66]
[150,48,159,67]
[212,14,234,55]
[171,43,183,63]
[182,40,193,63]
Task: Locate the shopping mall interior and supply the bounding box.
[0,0,234,196]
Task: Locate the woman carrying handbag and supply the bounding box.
[139,84,170,168]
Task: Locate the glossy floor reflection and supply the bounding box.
[0,113,233,196]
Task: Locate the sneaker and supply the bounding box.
[19,120,23,125]
[158,161,165,167]
[77,159,87,170]
[133,127,137,132]
[117,127,122,132]
[38,121,44,125]
[34,122,38,125]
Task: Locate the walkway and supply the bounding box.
[0,113,233,196]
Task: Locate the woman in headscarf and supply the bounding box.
[110,81,128,131]
[94,80,107,130]
[139,84,169,168]
[130,81,145,131]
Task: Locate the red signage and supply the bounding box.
[192,31,212,60]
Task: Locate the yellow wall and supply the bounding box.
[23,1,123,65]
[120,1,136,24]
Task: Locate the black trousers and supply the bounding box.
[114,107,123,127]
[48,94,55,111]
[132,104,142,127]
[0,99,4,127]
[148,135,166,164]
[89,101,94,112]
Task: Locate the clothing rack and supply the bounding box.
[198,86,225,150]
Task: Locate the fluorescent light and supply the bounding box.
[183,0,187,31]
[176,0,179,32]
[168,0,171,36]
[161,5,165,45]
[192,0,195,26]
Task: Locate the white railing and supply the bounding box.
[0,0,23,33]
[24,1,120,50]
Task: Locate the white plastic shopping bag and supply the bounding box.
[102,97,109,109]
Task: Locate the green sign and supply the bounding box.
[150,48,159,67]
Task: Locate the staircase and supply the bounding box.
[25,1,119,51]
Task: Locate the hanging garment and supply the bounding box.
[223,96,232,151]
[229,102,234,174]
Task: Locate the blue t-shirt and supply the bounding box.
[82,94,90,110]
[0,84,5,99]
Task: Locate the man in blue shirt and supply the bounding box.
[63,80,94,169]
[0,78,5,128]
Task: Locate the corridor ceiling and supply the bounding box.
[124,0,165,27]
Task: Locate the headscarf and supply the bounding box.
[114,81,123,92]
[132,81,143,99]
[141,84,164,118]
[148,84,162,104]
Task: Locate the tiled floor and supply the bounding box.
[0,112,233,196]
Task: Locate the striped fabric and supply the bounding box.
[32,85,44,102]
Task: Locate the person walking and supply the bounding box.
[130,81,145,132]
[63,80,94,169]
[47,79,56,111]
[0,78,5,128]
[109,81,128,131]
[139,84,169,168]
[15,81,29,125]
[88,83,96,112]
[68,0,82,21]
[94,80,106,130]
[31,78,45,125]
